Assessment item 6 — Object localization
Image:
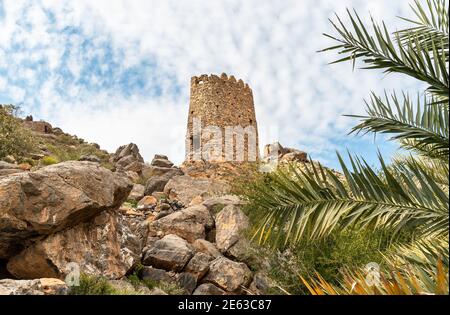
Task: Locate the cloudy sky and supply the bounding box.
[0,0,425,169]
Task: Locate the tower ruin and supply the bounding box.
[185,73,259,163]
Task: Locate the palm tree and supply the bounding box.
[246,0,449,276]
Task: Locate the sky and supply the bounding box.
[0,0,426,170]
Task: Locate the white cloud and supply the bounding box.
[0,0,426,166]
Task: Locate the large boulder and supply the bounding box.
[164,175,230,205]
[148,205,214,243]
[0,161,132,259]
[0,161,24,177]
[7,211,144,280]
[142,234,194,272]
[204,257,252,292]
[0,278,69,295]
[215,205,249,253]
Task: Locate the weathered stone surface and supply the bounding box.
[177,272,197,295]
[249,272,271,295]
[164,175,230,205]
[111,143,144,173]
[148,205,214,243]
[141,266,174,283]
[193,283,226,295]
[145,176,171,195]
[7,211,143,280]
[78,155,101,163]
[142,234,194,272]
[0,161,21,170]
[137,195,157,208]
[184,252,213,280]
[192,239,221,258]
[215,205,249,253]
[142,165,183,179]
[0,169,24,177]
[202,195,245,216]
[151,158,174,168]
[128,184,145,202]
[204,257,252,292]
[0,161,132,259]
[0,278,69,295]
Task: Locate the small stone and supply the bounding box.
[193,283,226,295]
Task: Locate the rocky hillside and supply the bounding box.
[0,114,317,295]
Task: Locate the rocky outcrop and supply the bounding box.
[111,143,145,173]
[148,205,214,243]
[0,161,25,177]
[263,142,308,163]
[143,155,183,196]
[164,175,230,205]
[7,210,144,280]
[142,234,194,272]
[0,278,69,295]
[0,161,132,259]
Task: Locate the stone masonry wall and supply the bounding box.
[185,73,259,162]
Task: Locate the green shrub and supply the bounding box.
[41,156,59,166]
[0,105,35,159]
[69,274,145,295]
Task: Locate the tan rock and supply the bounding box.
[215,205,249,253]
[7,211,144,280]
[137,195,157,208]
[148,205,214,243]
[164,175,229,205]
[189,195,204,206]
[192,239,221,258]
[184,252,213,280]
[0,278,68,295]
[204,257,252,292]
[128,184,145,202]
[0,161,132,259]
[142,234,194,272]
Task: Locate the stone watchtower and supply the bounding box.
[185,73,259,163]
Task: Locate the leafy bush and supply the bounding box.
[245,229,394,295]
[0,105,35,160]
[41,156,59,166]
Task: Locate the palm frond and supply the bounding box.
[248,153,449,248]
[347,92,449,159]
[396,0,449,59]
[321,8,449,100]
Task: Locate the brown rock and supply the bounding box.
[137,195,157,208]
[142,234,194,272]
[204,257,252,292]
[184,252,213,280]
[0,161,132,259]
[128,184,145,202]
[215,205,249,253]
[0,278,69,295]
[7,211,143,280]
[193,283,226,295]
[164,175,230,205]
[148,205,214,243]
[192,239,221,258]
